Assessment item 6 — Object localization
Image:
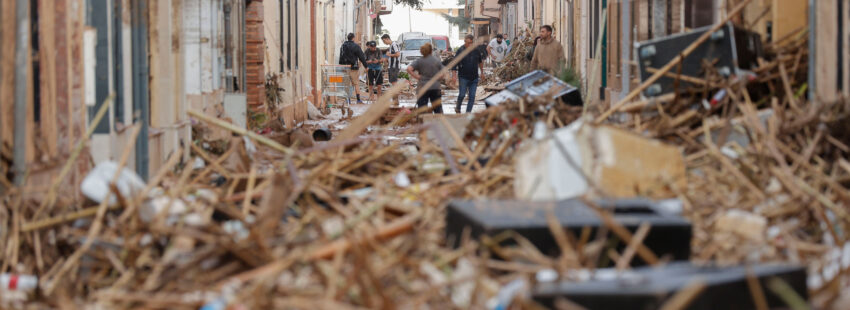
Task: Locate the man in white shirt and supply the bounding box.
[486,34,508,66]
[381,34,401,104]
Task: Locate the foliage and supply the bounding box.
[248,110,270,130]
[398,71,411,80]
[557,64,582,93]
[396,0,426,10]
[440,13,470,31]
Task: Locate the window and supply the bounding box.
[434,39,447,51]
[403,39,431,50]
[685,0,713,29]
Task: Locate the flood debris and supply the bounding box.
[532,262,807,309]
[445,199,692,265]
[515,120,686,201]
[0,12,847,310]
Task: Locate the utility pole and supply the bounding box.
[13,0,30,186]
[620,0,631,100]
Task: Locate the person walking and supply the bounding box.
[381,34,401,104]
[406,43,445,113]
[530,25,565,75]
[339,33,368,104]
[364,41,383,102]
[486,34,508,66]
[453,34,485,113]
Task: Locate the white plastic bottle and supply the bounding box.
[0,274,38,292]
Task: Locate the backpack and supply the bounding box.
[339,41,355,66]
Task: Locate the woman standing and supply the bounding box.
[406,43,445,113]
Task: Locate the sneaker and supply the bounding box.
[356,100,364,104]
[455,107,461,114]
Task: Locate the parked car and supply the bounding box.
[400,36,436,68]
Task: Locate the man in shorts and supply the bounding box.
[364,41,384,101]
[339,33,368,104]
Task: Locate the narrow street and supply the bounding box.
[1,0,849,309]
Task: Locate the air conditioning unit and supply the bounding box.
[379,0,393,14]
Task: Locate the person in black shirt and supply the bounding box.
[364,41,384,102]
[339,33,368,104]
[453,34,486,113]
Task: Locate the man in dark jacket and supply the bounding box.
[453,34,485,113]
[340,33,368,104]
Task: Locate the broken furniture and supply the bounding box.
[445,198,691,266]
[636,22,763,98]
[484,70,583,107]
[532,262,807,310]
[515,120,686,201]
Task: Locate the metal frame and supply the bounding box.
[321,64,353,108]
[131,0,150,180]
[13,0,30,185]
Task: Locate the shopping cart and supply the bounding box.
[321,65,353,115]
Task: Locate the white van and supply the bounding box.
[396,32,426,47]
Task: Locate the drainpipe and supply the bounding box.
[131,0,150,180]
[13,0,30,186]
[242,1,247,93]
[312,0,319,107]
[808,0,815,101]
[620,0,630,100]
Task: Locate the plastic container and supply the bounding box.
[0,274,37,292]
[80,161,146,205]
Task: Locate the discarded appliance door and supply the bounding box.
[532,262,807,310]
[484,70,583,107]
[636,22,762,98]
[445,198,691,266]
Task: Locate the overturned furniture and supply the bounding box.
[445,198,691,266]
[485,70,583,107]
[636,22,763,98]
[532,262,808,310]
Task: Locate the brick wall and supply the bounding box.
[246,0,264,111]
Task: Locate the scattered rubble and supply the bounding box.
[0,18,848,310]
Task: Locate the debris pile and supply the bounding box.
[0,22,848,310]
[603,29,850,307]
[493,31,536,82]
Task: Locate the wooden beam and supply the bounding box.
[39,0,59,158]
[815,0,838,102]
[772,0,807,43]
[844,0,849,96]
[0,1,15,151]
[54,0,71,155]
[171,0,189,163]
